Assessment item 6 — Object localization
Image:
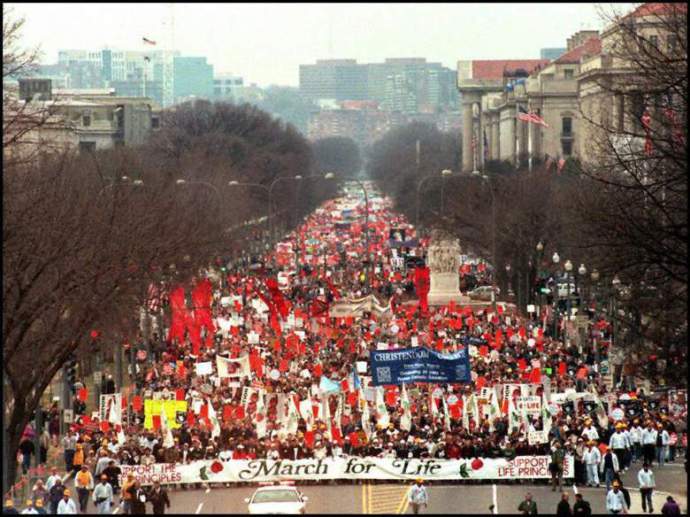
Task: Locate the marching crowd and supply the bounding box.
[7,185,686,514]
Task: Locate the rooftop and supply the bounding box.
[471,59,550,80]
[554,37,602,64]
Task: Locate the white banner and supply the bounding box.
[99,394,121,424]
[118,456,573,485]
[216,355,250,378]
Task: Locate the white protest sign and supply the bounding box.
[516,396,542,415]
[195,362,213,376]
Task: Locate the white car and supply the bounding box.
[245,485,309,514]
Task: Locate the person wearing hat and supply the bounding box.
[581,418,599,442]
[32,500,45,516]
[20,500,37,515]
[75,464,94,512]
[56,489,77,515]
[599,446,620,493]
[93,474,114,514]
[407,478,428,514]
[583,440,601,487]
[609,424,629,474]
[72,443,85,475]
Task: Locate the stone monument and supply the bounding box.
[426,230,471,306]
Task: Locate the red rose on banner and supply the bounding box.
[210,461,224,473]
[471,458,484,470]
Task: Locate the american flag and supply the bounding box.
[517,106,549,127]
[146,283,166,313]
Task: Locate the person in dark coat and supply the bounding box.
[661,496,681,517]
[556,492,572,517]
[126,480,147,514]
[146,480,171,515]
[572,493,591,517]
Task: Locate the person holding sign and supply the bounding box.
[407,479,428,514]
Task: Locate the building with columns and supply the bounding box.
[457,59,548,172]
[457,30,604,171]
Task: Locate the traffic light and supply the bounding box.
[66,354,78,392]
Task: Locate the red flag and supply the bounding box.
[348,431,360,447]
[479,345,489,357]
[558,362,567,377]
[199,404,209,419]
[175,389,186,401]
[234,406,245,419]
[279,359,290,373]
[152,415,161,430]
[414,267,431,314]
[304,430,315,448]
[476,376,487,390]
[517,358,527,371]
[313,363,323,378]
[100,421,110,433]
[576,367,588,380]
[223,405,233,422]
[529,368,541,384]
[385,389,398,406]
[132,396,143,412]
[186,412,195,427]
[347,390,358,407]
[340,379,350,393]
[77,388,88,402]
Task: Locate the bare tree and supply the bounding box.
[572,3,687,347]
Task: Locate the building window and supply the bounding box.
[562,140,573,156]
[562,117,572,136]
[564,69,574,79]
[82,111,91,127]
[649,35,659,48]
[667,34,678,53]
[79,141,96,153]
[616,94,625,132]
[151,117,160,129]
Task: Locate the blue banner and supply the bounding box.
[369,347,471,386]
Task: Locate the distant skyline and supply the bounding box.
[7,3,634,87]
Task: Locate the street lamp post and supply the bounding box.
[590,268,600,364]
[552,251,560,338]
[564,259,573,343]
[577,263,587,309]
[611,274,622,386]
[228,180,271,254]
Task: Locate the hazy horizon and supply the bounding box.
[7,3,634,87]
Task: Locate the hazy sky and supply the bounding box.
[7,3,634,87]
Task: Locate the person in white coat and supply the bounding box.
[657,424,670,467]
[56,490,77,515]
[92,475,114,515]
[584,441,601,487]
[606,481,628,514]
[637,463,655,513]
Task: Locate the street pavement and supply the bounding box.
[136,463,686,514]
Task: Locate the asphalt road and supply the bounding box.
[135,462,686,514]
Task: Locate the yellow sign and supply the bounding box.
[144,399,187,430]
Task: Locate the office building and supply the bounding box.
[173,57,214,103]
[540,48,567,61]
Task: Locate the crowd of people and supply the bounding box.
[7,184,687,514]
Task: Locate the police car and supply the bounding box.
[244,483,308,514]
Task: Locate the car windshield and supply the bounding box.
[252,490,300,503]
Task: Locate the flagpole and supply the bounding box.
[515,102,520,169]
[528,115,533,172]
